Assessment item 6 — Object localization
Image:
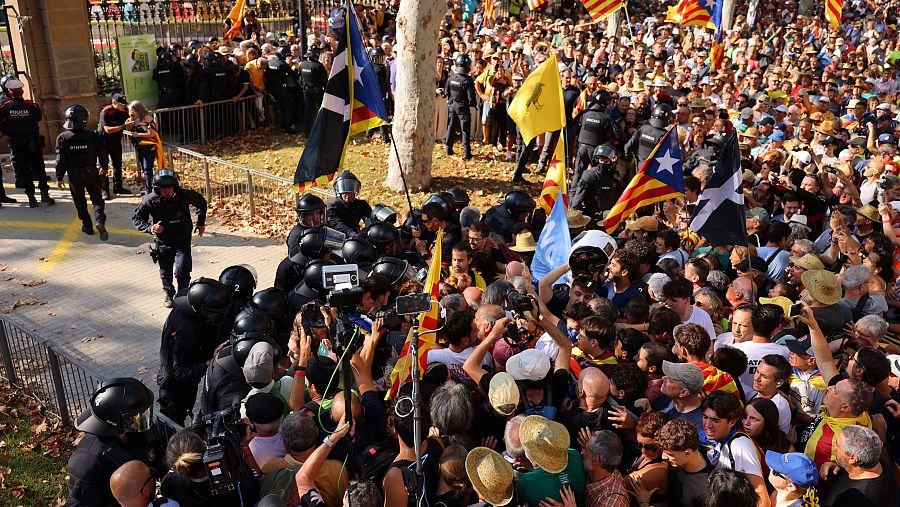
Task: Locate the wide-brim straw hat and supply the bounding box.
[520,415,570,473]
[567,208,591,228]
[509,232,537,253]
[466,447,515,506]
[801,269,841,306]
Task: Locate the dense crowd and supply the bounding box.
[61,0,900,507]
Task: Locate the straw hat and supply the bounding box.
[801,270,842,305]
[509,232,537,253]
[520,415,570,473]
[630,80,647,92]
[626,215,659,232]
[815,120,837,135]
[856,204,879,222]
[488,372,520,416]
[567,209,591,228]
[466,447,515,506]
[790,253,825,272]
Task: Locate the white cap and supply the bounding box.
[788,214,809,226]
[506,349,552,382]
[793,151,812,165]
[5,78,23,90]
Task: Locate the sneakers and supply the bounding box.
[97,223,108,241]
[82,224,94,235]
[0,195,15,204]
[163,294,175,308]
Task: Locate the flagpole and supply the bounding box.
[623,4,635,38]
[388,131,419,225]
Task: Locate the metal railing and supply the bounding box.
[155,94,278,146]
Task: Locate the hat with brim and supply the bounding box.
[627,215,659,232]
[856,204,879,222]
[509,232,537,253]
[760,296,793,320]
[788,214,809,226]
[790,253,825,271]
[784,335,815,356]
[520,415,570,473]
[567,209,590,228]
[801,270,841,305]
[630,80,647,92]
[488,372,520,416]
[466,447,515,506]
[815,121,837,135]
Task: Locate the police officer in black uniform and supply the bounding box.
[157,278,232,424]
[444,54,476,160]
[483,190,536,242]
[198,51,232,139]
[152,48,185,109]
[574,90,619,189]
[0,77,16,206]
[0,78,54,208]
[218,264,258,335]
[298,46,327,137]
[625,103,671,169]
[97,93,132,199]
[367,46,392,142]
[67,377,163,507]
[132,170,208,308]
[326,170,373,236]
[684,131,728,174]
[571,143,620,216]
[55,105,110,240]
[286,193,327,256]
[265,50,298,133]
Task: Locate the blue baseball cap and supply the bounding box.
[770,131,786,142]
[775,122,788,131]
[765,451,818,487]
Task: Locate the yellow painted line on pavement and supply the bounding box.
[38,218,80,274]
[0,220,148,237]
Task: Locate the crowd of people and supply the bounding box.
[57,0,900,506]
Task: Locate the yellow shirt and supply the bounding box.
[245,60,266,93]
[476,68,512,99]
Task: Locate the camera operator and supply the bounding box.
[67,378,164,507]
[245,393,288,469]
[110,460,179,507]
[537,230,616,318]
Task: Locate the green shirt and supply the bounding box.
[516,448,587,507]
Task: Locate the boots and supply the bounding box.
[25,190,37,208]
[114,184,131,195]
[40,188,54,205]
[96,223,108,242]
[0,186,15,204]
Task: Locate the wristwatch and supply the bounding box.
[323,435,335,448]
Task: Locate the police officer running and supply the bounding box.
[97,93,132,199]
[445,54,477,160]
[67,377,163,507]
[132,170,208,308]
[326,170,372,236]
[56,105,110,240]
[0,77,54,207]
[298,46,326,137]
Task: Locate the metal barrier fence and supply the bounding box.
[155,94,277,146]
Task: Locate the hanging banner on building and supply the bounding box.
[117,34,158,108]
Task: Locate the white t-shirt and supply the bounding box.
[716,434,763,477]
[427,346,492,384]
[248,431,286,469]
[714,331,735,352]
[685,306,717,343]
[750,391,792,435]
[731,341,790,398]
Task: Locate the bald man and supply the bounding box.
[558,366,622,449]
[463,286,482,310]
[110,460,177,507]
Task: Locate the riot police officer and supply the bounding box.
[287,193,327,256]
[55,105,110,240]
[326,170,372,236]
[265,50,298,133]
[571,144,620,215]
[132,170,208,308]
[158,278,232,423]
[152,48,185,109]
[97,93,132,198]
[444,54,476,160]
[198,51,231,104]
[67,377,163,507]
[0,78,54,207]
[367,46,392,142]
[574,90,619,189]
[218,264,258,333]
[299,46,327,137]
[483,190,536,242]
[625,103,670,168]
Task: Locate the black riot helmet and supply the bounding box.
[304,45,320,61]
[75,377,154,437]
[341,237,377,264]
[333,170,362,197]
[188,39,202,51]
[503,190,536,216]
[303,259,336,294]
[401,210,423,240]
[705,131,729,151]
[370,203,398,224]
[364,222,400,253]
[175,277,233,324]
[63,104,89,130]
[592,143,618,167]
[168,43,183,56]
[370,256,416,285]
[448,188,470,209]
[296,193,326,227]
[204,50,221,66]
[649,104,673,129]
[249,287,287,320]
[231,307,275,337]
[183,54,199,70]
[592,90,612,109]
[231,335,280,367]
[371,46,386,64]
[422,193,453,221]
[455,54,471,73]
[299,225,346,259]
[157,46,170,62]
[152,169,180,195]
[277,45,292,60]
[218,264,258,300]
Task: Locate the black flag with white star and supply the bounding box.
[689,132,748,246]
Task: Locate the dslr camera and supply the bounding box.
[504,289,538,348]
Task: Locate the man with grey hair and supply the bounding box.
[821,425,894,507]
[790,238,816,257]
[429,380,474,436]
[439,293,468,317]
[852,314,889,348]
[647,273,671,302]
[582,430,629,507]
[482,279,515,306]
[503,414,529,471]
[839,265,888,318]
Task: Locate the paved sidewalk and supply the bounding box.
[0,164,286,388]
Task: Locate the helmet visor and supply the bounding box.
[299,208,326,227]
[322,227,347,251]
[372,204,398,224]
[125,406,154,433]
[334,178,361,195]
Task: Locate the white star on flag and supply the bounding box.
[655,147,679,175]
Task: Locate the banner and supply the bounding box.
[117,34,158,109]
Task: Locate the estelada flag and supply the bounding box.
[581,0,625,22]
[139,129,168,169]
[825,0,842,29]
[665,0,715,29]
[603,126,684,232]
[528,0,549,9]
[508,54,566,146]
[224,0,246,40]
[692,361,740,401]
[387,230,442,400]
[538,135,568,215]
[485,0,496,19]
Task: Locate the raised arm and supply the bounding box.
[463,317,510,386]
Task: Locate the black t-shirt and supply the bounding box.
[97,105,129,142]
[667,458,715,507]
[821,464,899,507]
[391,437,444,505]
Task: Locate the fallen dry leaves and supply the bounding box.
[0,297,48,314]
[18,280,46,288]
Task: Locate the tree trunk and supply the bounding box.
[385,0,443,192]
[605,10,621,39]
[722,0,736,32]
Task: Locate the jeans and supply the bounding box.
[137,149,156,193]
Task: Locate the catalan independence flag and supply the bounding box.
[538,135,568,215]
[387,230,443,400]
[710,30,725,71]
[665,0,716,29]
[485,0,496,19]
[224,0,246,40]
[139,129,168,169]
[804,412,872,467]
[825,0,842,29]
[692,361,740,401]
[528,0,550,9]
[293,1,389,194]
[581,0,625,22]
[603,126,684,232]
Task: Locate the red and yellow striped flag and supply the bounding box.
[710,31,725,71]
[573,89,589,118]
[539,135,568,215]
[825,0,842,29]
[581,0,625,21]
[485,0,496,19]
[528,0,550,9]
[692,361,740,400]
[224,0,246,40]
[804,412,871,466]
[664,0,715,29]
[387,230,443,400]
[139,129,168,169]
